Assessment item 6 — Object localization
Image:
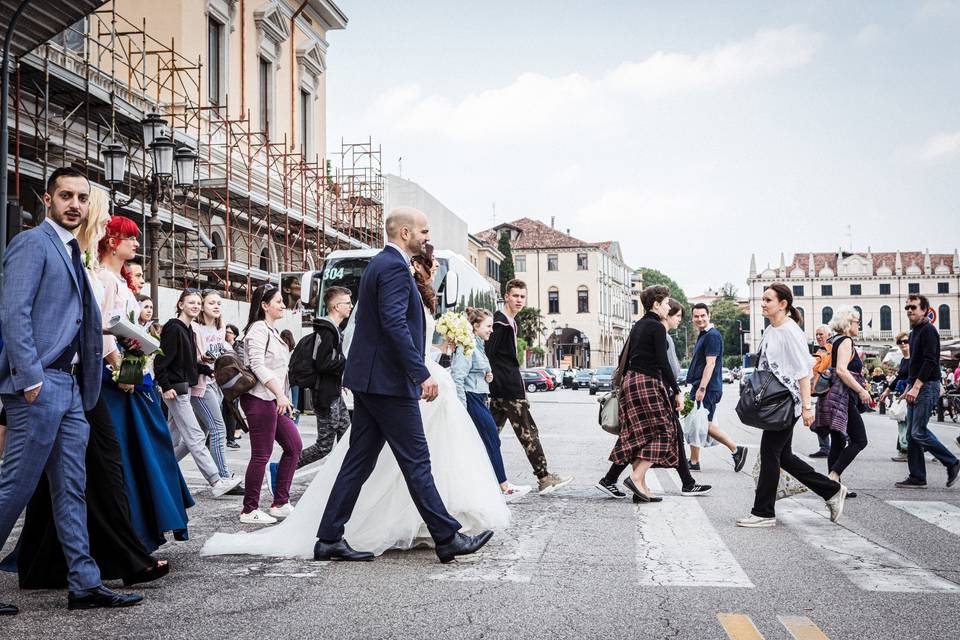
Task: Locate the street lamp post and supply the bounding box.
[101,112,198,313]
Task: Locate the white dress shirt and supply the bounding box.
[45,216,81,365]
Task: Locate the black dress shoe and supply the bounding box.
[623,476,660,503]
[313,539,374,561]
[122,560,170,587]
[809,451,829,458]
[67,585,143,610]
[436,531,494,564]
[0,601,18,616]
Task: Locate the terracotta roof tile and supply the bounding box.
[475,217,605,250]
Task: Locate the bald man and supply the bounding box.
[809,324,835,458]
[315,207,493,564]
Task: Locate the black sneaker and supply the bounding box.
[732,446,748,473]
[895,477,927,489]
[595,479,627,499]
[947,461,960,488]
[680,484,712,496]
[688,460,701,471]
[809,450,829,458]
[224,484,246,496]
[226,441,241,449]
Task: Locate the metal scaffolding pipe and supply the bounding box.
[0,0,34,291]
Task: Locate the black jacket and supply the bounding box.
[626,312,680,396]
[155,318,200,392]
[908,321,940,385]
[485,311,525,400]
[312,317,346,408]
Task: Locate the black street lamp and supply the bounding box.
[101,112,198,314]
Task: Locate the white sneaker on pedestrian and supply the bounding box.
[538,473,573,495]
[268,503,295,519]
[826,485,848,523]
[211,474,243,498]
[502,483,532,502]
[239,509,277,525]
[735,514,776,528]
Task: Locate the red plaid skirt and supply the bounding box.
[608,371,679,467]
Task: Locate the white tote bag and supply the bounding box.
[682,406,713,447]
[887,398,908,422]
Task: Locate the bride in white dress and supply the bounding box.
[202,303,510,558]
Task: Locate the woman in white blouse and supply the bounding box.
[737,283,847,528]
[237,283,303,525]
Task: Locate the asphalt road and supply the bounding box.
[2,383,960,639]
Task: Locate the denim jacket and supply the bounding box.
[451,336,492,407]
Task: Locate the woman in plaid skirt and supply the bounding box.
[607,286,682,502]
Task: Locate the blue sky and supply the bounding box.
[325,1,960,296]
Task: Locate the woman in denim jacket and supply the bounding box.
[452,308,531,502]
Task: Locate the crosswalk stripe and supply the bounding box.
[717,613,764,640]
[635,471,753,588]
[777,499,960,592]
[778,615,829,640]
[887,500,960,536]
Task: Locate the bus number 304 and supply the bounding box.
[322,267,345,281]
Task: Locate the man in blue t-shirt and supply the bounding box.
[687,304,747,472]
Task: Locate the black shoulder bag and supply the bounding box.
[735,341,797,431]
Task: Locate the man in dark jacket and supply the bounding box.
[297,286,352,468]
[486,279,572,495]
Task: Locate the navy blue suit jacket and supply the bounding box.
[342,245,431,399]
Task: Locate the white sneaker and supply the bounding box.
[211,474,243,498]
[735,514,776,528]
[239,509,277,525]
[268,503,295,519]
[826,485,848,523]
[502,483,532,502]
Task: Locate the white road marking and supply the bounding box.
[634,471,754,588]
[887,501,960,536]
[777,499,960,592]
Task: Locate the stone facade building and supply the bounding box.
[747,249,960,351]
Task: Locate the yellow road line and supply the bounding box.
[778,615,830,640]
[717,613,765,640]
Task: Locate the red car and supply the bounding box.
[520,369,553,392]
[531,369,556,391]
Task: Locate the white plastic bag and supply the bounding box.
[751,457,809,500]
[683,407,712,447]
[888,398,907,422]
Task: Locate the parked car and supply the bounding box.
[520,369,551,393]
[562,368,577,388]
[677,368,688,386]
[545,368,564,387]
[572,369,594,390]
[739,367,756,393]
[589,366,617,395]
[722,368,735,384]
[533,369,557,390]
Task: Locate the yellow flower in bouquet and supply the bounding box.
[437,311,475,357]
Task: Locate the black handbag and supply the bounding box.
[736,368,796,431]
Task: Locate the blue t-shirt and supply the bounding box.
[688,326,723,393]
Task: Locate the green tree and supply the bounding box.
[708,298,749,360]
[638,267,692,359]
[515,306,545,344]
[497,231,515,296]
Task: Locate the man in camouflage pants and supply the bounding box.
[297,286,353,468]
[486,279,573,495]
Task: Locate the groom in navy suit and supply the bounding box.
[315,207,493,563]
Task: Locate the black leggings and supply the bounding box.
[603,419,694,489]
[828,393,868,476]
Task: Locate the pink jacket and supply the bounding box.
[243,321,290,401]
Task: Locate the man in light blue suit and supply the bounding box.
[0,167,142,614]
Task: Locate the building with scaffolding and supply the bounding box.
[3,0,382,313]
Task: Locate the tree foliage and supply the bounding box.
[497,231,515,296]
[721,282,738,299]
[708,298,750,360]
[515,306,545,344]
[638,267,693,359]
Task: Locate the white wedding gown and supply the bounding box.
[202,309,510,558]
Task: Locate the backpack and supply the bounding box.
[288,332,322,388]
[213,351,257,403]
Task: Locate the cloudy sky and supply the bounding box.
[325,0,960,297]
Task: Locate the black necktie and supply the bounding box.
[68,238,85,302]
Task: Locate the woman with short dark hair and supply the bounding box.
[738,283,846,528]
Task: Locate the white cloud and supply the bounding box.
[365,25,823,141]
[918,0,958,20]
[916,131,960,160]
[853,24,884,47]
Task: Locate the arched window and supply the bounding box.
[940,304,951,330]
[822,306,833,325]
[210,232,223,260]
[880,305,892,331]
[796,307,805,328]
[853,306,863,324]
[548,287,559,314]
[577,286,589,313]
[259,247,270,272]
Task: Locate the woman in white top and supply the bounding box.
[237,283,303,525]
[736,283,847,528]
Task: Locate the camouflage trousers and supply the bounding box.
[489,398,549,479]
[298,395,350,469]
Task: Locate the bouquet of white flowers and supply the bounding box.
[435,311,475,357]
